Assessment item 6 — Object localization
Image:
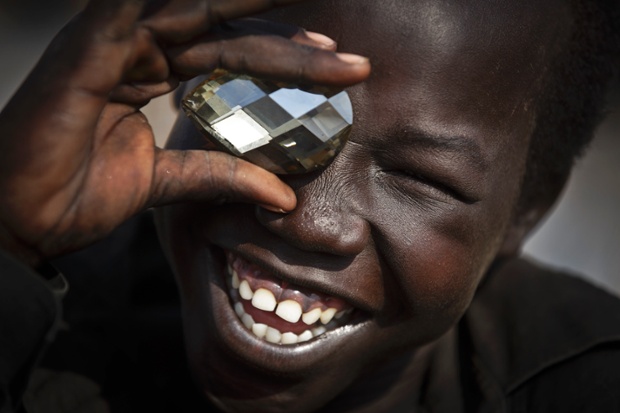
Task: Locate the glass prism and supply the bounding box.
[182,70,353,174]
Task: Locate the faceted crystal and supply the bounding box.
[182,70,353,174]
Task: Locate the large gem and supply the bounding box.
[182,70,353,174]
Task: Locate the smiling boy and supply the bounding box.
[0,0,619,412]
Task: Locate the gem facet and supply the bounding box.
[182,70,353,174]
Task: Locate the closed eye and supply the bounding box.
[383,169,478,205]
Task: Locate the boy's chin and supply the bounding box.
[180,247,372,412]
[177,247,462,413]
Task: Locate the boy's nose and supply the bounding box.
[255,175,370,257]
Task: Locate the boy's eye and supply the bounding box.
[380,169,476,205]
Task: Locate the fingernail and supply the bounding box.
[336,53,369,65]
[305,31,336,48]
[260,204,288,214]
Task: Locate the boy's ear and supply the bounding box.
[499,170,571,258]
[498,204,551,258]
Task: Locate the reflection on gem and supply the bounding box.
[182,70,353,174]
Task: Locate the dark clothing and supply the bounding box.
[419,258,620,412]
[2,212,620,412]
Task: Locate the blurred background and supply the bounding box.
[1,2,619,295]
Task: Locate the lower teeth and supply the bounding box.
[233,296,333,345]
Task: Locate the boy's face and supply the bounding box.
[158,0,569,411]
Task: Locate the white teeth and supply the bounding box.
[281,332,299,344]
[234,302,244,318]
[251,323,268,339]
[241,313,254,329]
[239,280,253,300]
[232,270,240,289]
[252,288,277,311]
[298,330,313,342]
[232,296,340,344]
[265,327,282,344]
[229,258,355,344]
[275,300,303,323]
[320,308,337,325]
[312,326,327,336]
[302,308,322,325]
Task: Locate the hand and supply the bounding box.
[0,0,370,268]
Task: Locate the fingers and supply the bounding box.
[110,78,179,105]
[56,0,147,94]
[0,0,146,140]
[224,19,337,51]
[141,0,312,43]
[204,0,315,22]
[0,0,147,185]
[149,149,296,212]
[168,34,369,86]
[124,26,170,83]
[296,31,338,51]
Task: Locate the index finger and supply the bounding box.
[141,0,312,43]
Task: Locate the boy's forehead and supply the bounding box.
[274,0,571,141]
[276,0,570,84]
[280,0,570,42]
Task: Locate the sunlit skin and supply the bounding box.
[157,1,571,412]
[0,0,369,268]
[0,0,575,412]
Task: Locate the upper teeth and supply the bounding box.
[320,308,337,325]
[239,280,253,300]
[302,308,321,325]
[252,288,277,312]
[275,300,303,323]
[235,278,340,327]
[231,269,240,289]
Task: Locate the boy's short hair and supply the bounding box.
[519,0,619,214]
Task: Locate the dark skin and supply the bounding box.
[0,0,370,268]
[0,0,573,412]
[159,1,571,412]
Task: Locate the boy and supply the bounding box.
[0,0,618,412]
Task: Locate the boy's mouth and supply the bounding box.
[224,251,356,345]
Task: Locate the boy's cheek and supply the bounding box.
[376,204,507,323]
[393,243,483,316]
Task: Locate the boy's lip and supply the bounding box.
[203,245,378,374]
[197,203,386,313]
[227,248,380,313]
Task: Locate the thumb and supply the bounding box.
[149,148,297,213]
